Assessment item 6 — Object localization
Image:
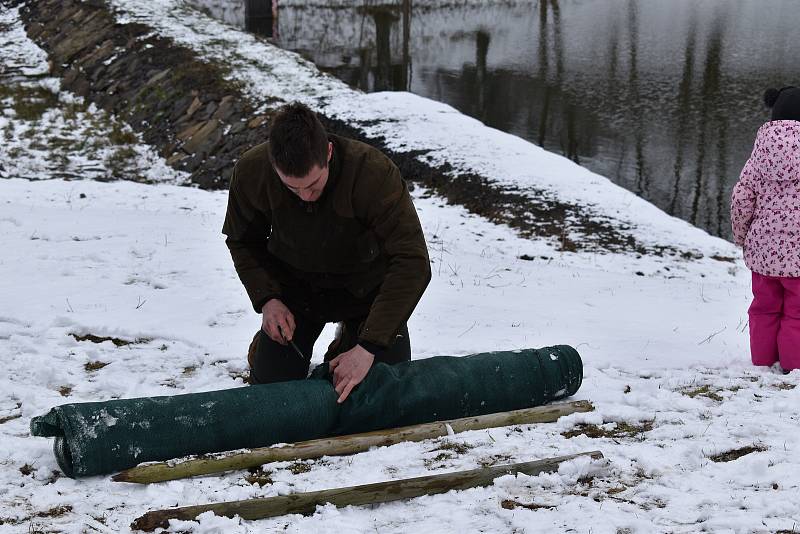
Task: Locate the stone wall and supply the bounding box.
[19,0,276,189]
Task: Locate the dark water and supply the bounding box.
[188,0,800,240]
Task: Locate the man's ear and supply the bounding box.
[327,142,333,164]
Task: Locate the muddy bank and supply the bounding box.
[16,0,707,257]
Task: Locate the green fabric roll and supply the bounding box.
[31,380,339,478]
[326,345,583,435]
[30,346,582,478]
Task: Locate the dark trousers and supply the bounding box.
[248,316,411,385]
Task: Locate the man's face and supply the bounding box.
[275,142,332,203]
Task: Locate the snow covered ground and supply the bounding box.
[2,4,800,534]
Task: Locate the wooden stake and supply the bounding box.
[114,400,593,484]
[131,450,603,531]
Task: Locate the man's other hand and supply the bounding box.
[329,345,375,403]
[261,299,295,344]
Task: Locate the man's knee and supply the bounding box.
[247,330,261,377]
[248,329,309,385]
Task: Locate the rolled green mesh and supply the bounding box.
[328,345,583,435]
[30,346,583,478]
[31,381,339,478]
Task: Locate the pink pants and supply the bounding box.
[749,272,800,369]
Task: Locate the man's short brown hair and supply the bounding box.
[267,102,329,177]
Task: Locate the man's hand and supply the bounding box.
[329,345,375,403]
[261,299,295,344]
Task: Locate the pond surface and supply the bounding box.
[188,0,800,240]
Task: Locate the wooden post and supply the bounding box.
[132,450,603,531]
[114,400,593,484]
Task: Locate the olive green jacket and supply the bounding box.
[222,135,431,349]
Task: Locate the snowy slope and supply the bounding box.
[2,4,800,534]
[109,0,738,257]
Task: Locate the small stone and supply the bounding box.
[177,121,205,142]
[73,78,91,98]
[183,119,221,155]
[229,120,247,136]
[78,39,115,70]
[248,115,269,129]
[28,22,45,40]
[63,68,80,86]
[212,95,235,122]
[197,100,218,121]
[144,68,171,87]
[185,96,202,118]
[170,95,193,121]
[166,153,188,166]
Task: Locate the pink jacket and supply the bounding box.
[731,120,800,278]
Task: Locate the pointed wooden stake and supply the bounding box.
[131,450,604,531]
[114,400,593,484]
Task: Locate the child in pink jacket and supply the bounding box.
[731,86,800,371]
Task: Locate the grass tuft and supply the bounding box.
[288,462,312,475]
[19,464,36,476]
[708,445,766,463]
[108,123,137,145]
[562,421,653,440]
[36,505,72,518]
[244,467,273,486]
[431,440,473,455]
[84,361,109,372]
[680,384,723,402]
[70,332,149,346]
[501,499,555,510]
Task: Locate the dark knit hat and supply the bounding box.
[764,86,800,121]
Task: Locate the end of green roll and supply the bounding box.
[536,345,583,400]
[53,436,76,479]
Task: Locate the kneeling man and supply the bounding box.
[222,102,431,402]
